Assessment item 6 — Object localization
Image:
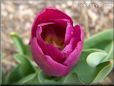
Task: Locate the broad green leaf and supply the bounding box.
[38,70,63,84]
[17,72,39,84]
[10,32,32,58]
[5,65,23,83]
[63,72,82,85]
[73,49,113,84]
[5,64,35,84]
[86,42,113,67]
[73,50,96,84]
[92,60,113,83]
[84,29,113,52]
[103,42,113,61]
[14,54,35,76]
[104,41,113,52]
[10,32,26,54]
[5,54,36,84]
[14,54,38,70]
[24,45,32,59]
[86,51,107,67]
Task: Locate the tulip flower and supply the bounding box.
[30,7,84,77]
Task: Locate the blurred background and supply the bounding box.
[1,0,113,84]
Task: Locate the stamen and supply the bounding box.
[44,34,64,50]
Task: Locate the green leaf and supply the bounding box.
[24,45,32,59]
[10,32,26,54]
[5,54,36,84]
[14,54,35,76]
[63,72,81,85]
[5,65,23,83]
[38,70,63,84]
[104,41,113,52]
[73,49,113,84]
[92,60,113,83]
[10,32,33,59]
[14,54,37,70]
[17,71,39,84]
[5,64,35,84]
[73,50,96,84]
[86,42,113,67]
[86,51,108,67]
[103,42,113,61]
[75,29,114,84]
[84,29,113,52]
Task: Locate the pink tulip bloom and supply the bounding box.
[30,7,84,77]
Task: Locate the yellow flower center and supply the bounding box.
[45,34,64,50]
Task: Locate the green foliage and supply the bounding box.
[84,29,113,51]
[5,65,23,84]
[14,54,35,76]
[63,71,81,84]
[92,61,113,83]
[73,49,113,84]
[17,71,39,84]
[86,51,108,67]
[5,54,36,84]
[10,32,26,54]
[2,29,113,84]
[38,70,64,84]
[10,32,32,58]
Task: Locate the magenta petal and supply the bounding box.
[36,7,73,25]
[31,7,73,38]
[50,19,67,29]
[63,25,84,67]
[37,35,49,55]
[36,21,66,41]
[36,32,65,63]
[35,22,66,63]
[63,24,84,54]
[38,22,55,27]
[45,55,69,76]
[74,25,84,42]
[36,22,55,38]
[30,37,48,68]
[46,44,65,63]
[30,38,69,76]
[71,25,82,49]
[62,42,73,56]
[51,19,73,45]
[64,20,74,45]
[63,41,83,67]
[36,26,42,37]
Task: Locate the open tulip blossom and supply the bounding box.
[29,7,84,77]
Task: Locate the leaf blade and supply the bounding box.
[10,32,26,54]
